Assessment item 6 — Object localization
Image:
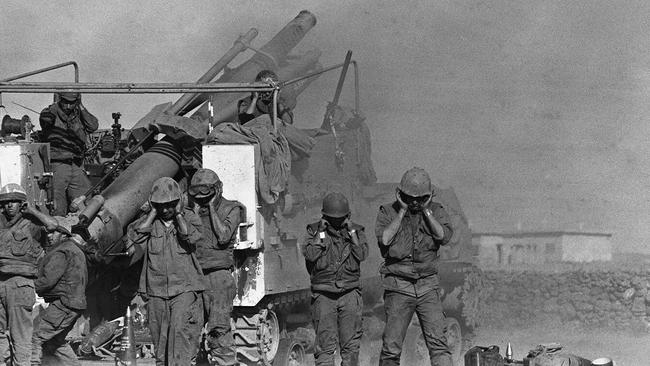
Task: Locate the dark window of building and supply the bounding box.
[496,244,503,264]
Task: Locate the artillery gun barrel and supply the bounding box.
[74,10,318,255]
[166,28,259,116]
[85,140,182,252]
[193,48,322,124]
[181,10,318,116]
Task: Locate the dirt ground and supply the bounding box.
[325,318,650,366]
[471,324,650,366]
[79,318,650,365]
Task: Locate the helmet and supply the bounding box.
[255,70,279,83]
[0,183,27,202]
[149,177,181,204]
[398,167,431,197]
[58,92,80,103]
[191,168,220,186]
[321,192,350,218]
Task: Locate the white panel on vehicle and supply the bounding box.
[0,144,24,187]
[202,144,260,250]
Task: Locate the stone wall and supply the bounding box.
[475,265,650,331]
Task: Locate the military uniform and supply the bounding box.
[375,201,454,366]
[303,220,368,366]
[195,198,243,365]
[0,216,43,366]
[129,207,205,366]
[39,96,98,215]
[31,239,87,366]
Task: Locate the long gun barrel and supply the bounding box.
[79,11,319,253]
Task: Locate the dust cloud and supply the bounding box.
[2,0,650,364]
[3,1,650,252]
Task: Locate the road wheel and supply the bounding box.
[272,338,306,366]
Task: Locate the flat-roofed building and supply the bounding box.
[471,231,612,267]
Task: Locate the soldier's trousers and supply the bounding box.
[311,289,363,366]
[379,289,451,366]
[203,269,237,365]
[51,162,91,216]
[31,300,82,366]
[0,275,35,366]
[148,291,203,366]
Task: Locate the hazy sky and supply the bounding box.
[2,0,650,252]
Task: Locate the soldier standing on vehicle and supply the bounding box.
[39,92,98,215]
[303,192,368,366]
[31,217,87,366]
[0,184,58,366]
[125,177,205,365]
[188,168,243,366]
[376,167,454,366]
[237,70,294,126]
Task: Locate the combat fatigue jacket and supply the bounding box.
[35,239,88,310]
[376,202,455,366]
[375,201,453,296]
[195,198,243,366]
[304,222,367,366]
[303,221,368,294]
[129,209,205,366]
[39,103,98,161]
[195,198,244,272]
[0,215,44,278]
[0,215,43,366]
[129,208,206,298]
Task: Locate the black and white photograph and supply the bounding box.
[1,1,649,365]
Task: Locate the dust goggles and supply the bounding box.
[398,190,431,205]
[188,184,216,196]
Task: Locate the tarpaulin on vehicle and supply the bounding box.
[206,116,290,204]
[280,123,315,160]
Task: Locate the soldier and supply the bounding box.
[188,168,243,366]
[303,192,368,366]
[237,70,294,126]
[0,183,57,366]
[39,92,99,215]
[31,217,87,366]
[375,167,454,366]
[125,177,205,366]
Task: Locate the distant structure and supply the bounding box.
[472,231,613,266]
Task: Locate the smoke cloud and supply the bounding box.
[2,0,650,252]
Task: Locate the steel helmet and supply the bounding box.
[149,177,181,204]
[398,167,432,197]
[58,92,80,103]
[321,192,350,218]
[191,168,220,186]
[0,183,27,202]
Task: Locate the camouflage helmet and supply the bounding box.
[149,177,181,204]
[191,168,220,186]
[0,183,27,202]
[58,92,80,103]
[398,167,432,197]
[321,192,350,218]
